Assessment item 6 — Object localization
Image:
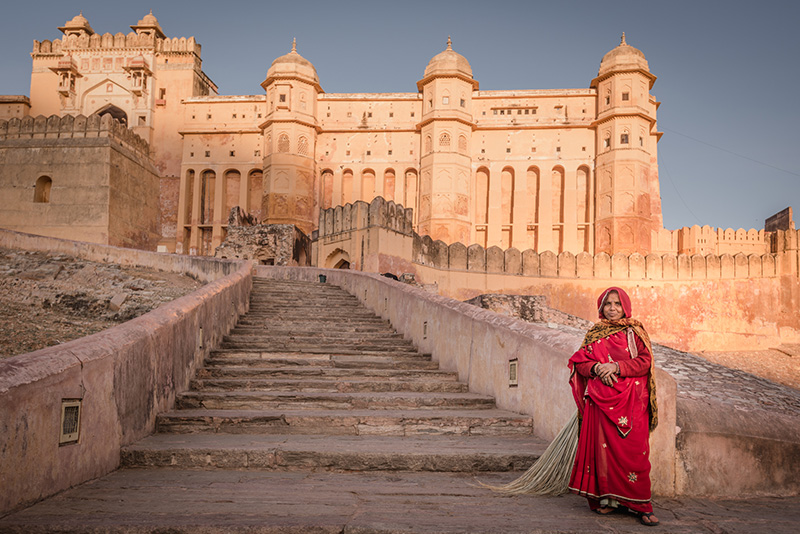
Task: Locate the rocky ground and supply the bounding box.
[0,247,203,358]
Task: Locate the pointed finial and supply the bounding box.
[149,9,153,15]
[446,36,453,50]
[620,32,627,45]
[291,38,297,53]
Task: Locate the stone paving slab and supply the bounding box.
[2,470,799,533]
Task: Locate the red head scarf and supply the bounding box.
[597,286,632,320]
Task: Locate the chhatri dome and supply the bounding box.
[131,10,166,39]
[423,37,473,79]
[598,33,650,76]
[58,11,95,35]
[264,39,320,88]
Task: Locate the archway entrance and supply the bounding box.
[95,104,128,126]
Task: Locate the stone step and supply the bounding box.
[242,310,383,319]
[225,330,406,340]
[120,434,545,472]
[210,348,429,359]
[246,303,363,310]
[195,366,459,381]
[155,408,534,436]
[248,296,357,303]
[189,377,469,393]
[230,324,396,335]
[235,316,388,325]
[219,340,419,352]
[175,391,496,411]
[205,354,439,370]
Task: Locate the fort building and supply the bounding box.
[1,13,797,352]
[3,13,672,258]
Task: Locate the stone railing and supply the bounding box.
[0,114,150,160]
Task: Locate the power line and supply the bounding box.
[659,159,704,227]
[661,126,800,178]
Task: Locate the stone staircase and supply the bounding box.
[122,277,543,473]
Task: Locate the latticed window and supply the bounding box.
[458,135,468,152]
[298,136,309,156]
[278,134,290,153]
[425,135,432,153]
[439,132,450,147]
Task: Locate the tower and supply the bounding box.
[260,40,321,235]
[416,37,478,245]
[591,34,663,255]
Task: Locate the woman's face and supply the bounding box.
[602,291,625,321]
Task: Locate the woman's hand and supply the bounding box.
[594,362,619,386]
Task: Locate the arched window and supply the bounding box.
[439,132,451,148]
[425,135,432,153]
[278,133,290,153]
[34,176,52,203]
[458,135,467,152]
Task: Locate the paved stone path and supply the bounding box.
[2,470,799,533]
[3,278,800,533]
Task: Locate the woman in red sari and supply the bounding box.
[568,287,660,526]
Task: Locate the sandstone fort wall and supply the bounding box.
[315,197,800,351]
[0,114,160,250]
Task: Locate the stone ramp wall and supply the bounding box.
[0,229,253,515]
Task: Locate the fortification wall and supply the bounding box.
[0,230,253,516]
[315,197,800,351]
[0,114,160,250]
[0,114,150,157]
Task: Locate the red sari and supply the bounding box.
[568,288,657,514]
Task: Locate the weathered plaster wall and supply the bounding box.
[0,229,253,516]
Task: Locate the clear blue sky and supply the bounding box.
[1,0,797,231]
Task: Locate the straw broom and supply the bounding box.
[480,410,579,495]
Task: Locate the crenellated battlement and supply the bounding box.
[318,197,414,238]
[0,114,150,158]
[317,196,798,281]
[32,34,200,56]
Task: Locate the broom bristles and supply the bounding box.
[480,410,579,495]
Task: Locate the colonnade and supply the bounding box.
[178,166,263,255]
